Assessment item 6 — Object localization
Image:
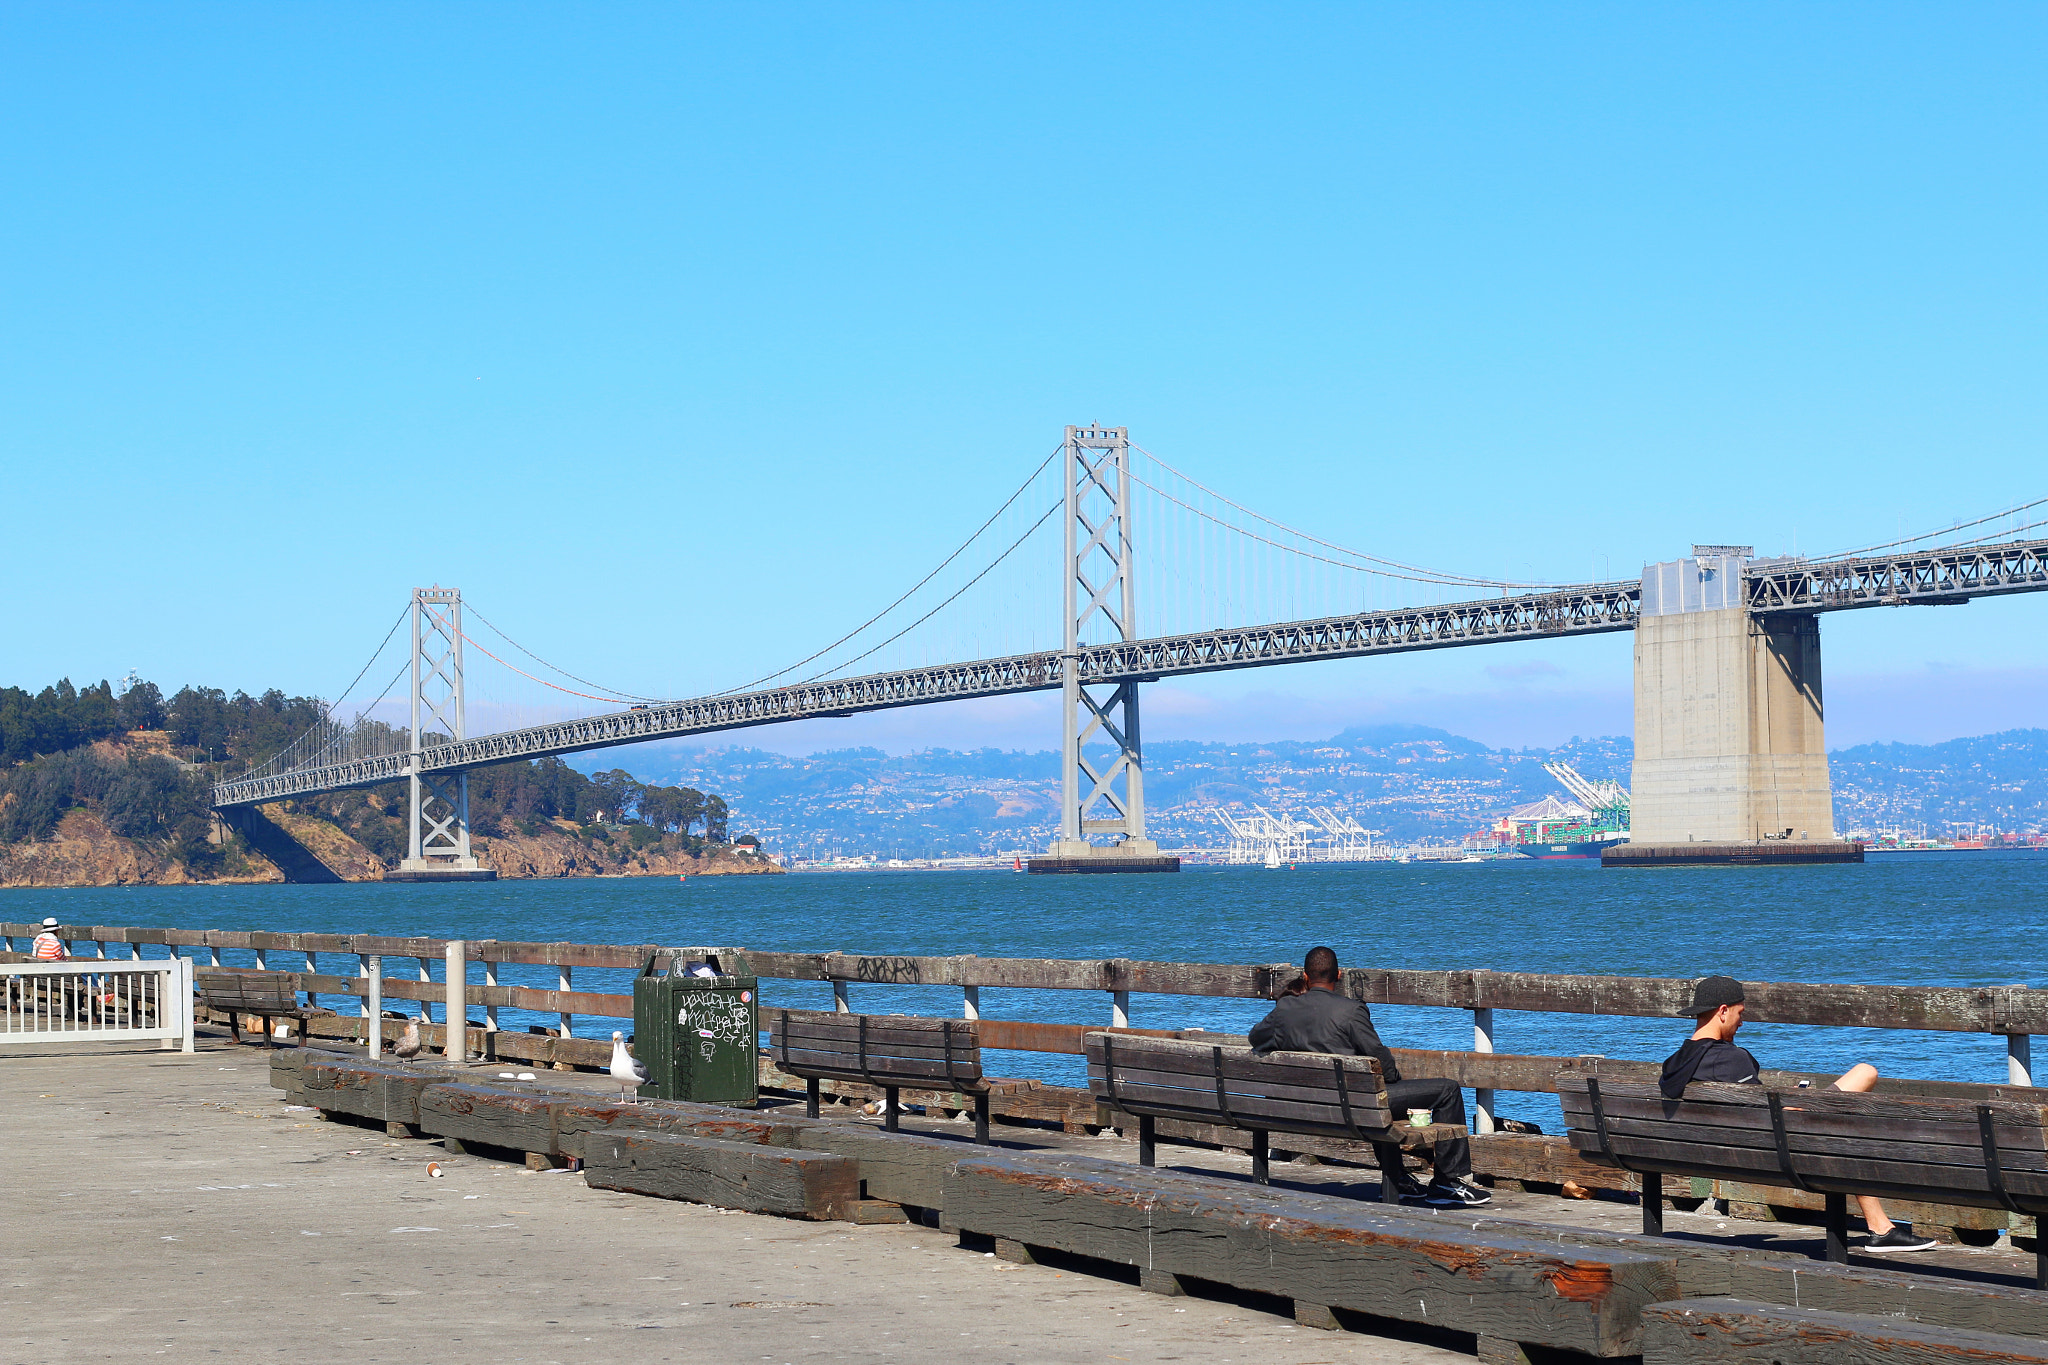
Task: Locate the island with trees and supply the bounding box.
[0,677,776,886]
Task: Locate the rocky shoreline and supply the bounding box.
[0,806,782,888]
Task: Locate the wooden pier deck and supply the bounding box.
[17,921,2048,1363]
[16,1024,2048,1365]
[5,1034,1470,1365]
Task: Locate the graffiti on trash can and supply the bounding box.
[676,995,752,1049]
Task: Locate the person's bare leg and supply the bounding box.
[1829,1064,1892,1232]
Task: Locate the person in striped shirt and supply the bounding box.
[31,918,68,960]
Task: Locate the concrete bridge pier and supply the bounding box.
[1609,549,1861,867]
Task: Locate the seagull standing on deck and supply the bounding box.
[610,1031,649,1104]
[392,1020,422,1062]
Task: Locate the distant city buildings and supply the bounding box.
[627,727,2044,864]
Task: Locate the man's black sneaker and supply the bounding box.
[1864,1225,1936,1253]
[1424,1179,1492,1208]
[1389,1172,1431,1201]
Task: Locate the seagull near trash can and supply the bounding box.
[610,1031,649,1104]
[392,1020,422,1062]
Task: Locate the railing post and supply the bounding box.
[1111,990,1130,1029]
[2007,984,2032,1088]
[485,957,499,1036]
[558,965,574,1038]
[963,985,980,1021]
[305,950,318,1011]
[158,958,175,1049]
[833,980,850,1014]
[418,957,435,1023]
[356,953,370,1027]
[445,941,466,1060]
[178,956,194,1053]
[254,947,268,971]
[208,942,222,968]
[367,956,383,1059]
[1472,1006,1496,1134]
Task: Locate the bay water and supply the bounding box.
[13,851,2044,1130]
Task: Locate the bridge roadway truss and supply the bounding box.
[212,535,2048,809]
[1746,537,2048,613]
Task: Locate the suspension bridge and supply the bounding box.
[211,425,2048,874]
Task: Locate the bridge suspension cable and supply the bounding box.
[1130,444,1561,590]
[714,434,1579,701]
[1128,464,1556,589]
[1821,492,2048,561]
[237,651,412,784]
[789,498,1063,684]
[717,444,1066,694]
[462,604,664,705]
[435,612,644,705]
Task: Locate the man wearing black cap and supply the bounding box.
[1250,945,1489,1208]
[1662,975,1935,1253]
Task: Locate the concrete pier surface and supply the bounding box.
[4,1039,1467,1365]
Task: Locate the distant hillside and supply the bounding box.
[1830,729,2048,835]
[0,675,764,886]
[623,727,2048,857]
[621,728,1635,857]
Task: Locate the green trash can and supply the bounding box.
[632,950,759,1107]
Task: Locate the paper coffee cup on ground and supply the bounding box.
[1406,1107,1433,1127]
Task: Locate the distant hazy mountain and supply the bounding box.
[603,727,2047,858]
[601,726,2048,857]
[1829,729,2048,836]
[605,726,1616,857]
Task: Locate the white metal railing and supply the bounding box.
[1,958,194,1051]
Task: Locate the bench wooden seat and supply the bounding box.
[768,1009,993,1143]
[1641,1297,2048,1365]
[1558,1074,2048,1284]
[1085,1031,1467,1197]
[196,969,319,1047]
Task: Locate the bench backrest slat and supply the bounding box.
[767,1010,985,1090]
[196,971,300,1009]
[1555,1074,2048,1210]
[1086,1032,1396,1140]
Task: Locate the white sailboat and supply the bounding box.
[1264,845,1282,869]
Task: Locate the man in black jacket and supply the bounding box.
[1249,946,1489,1207]
[1660,975,1933,1253]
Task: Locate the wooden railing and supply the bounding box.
[6,921,2039,1124]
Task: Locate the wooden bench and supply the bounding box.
[1084,1031,1467,1198]
[1558,1075,2048,1285]
[195,969,320,1047]
[768,1010,993,1143]
[1641,1297,2048,1365]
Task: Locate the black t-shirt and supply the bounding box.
[1659,1037,1761,1099]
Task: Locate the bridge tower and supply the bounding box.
[1615,549,1856,866]
[1030,426,1179,874]
[392,586,496,881]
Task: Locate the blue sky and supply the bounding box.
[4,4,2044,755]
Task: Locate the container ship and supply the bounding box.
[1497,764,1630,861]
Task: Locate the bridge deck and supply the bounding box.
[213,535,2048,807]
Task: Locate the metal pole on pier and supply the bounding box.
[445,942,466,1060]
[1473,1007,1496,1134]
[367,957,383,1060]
